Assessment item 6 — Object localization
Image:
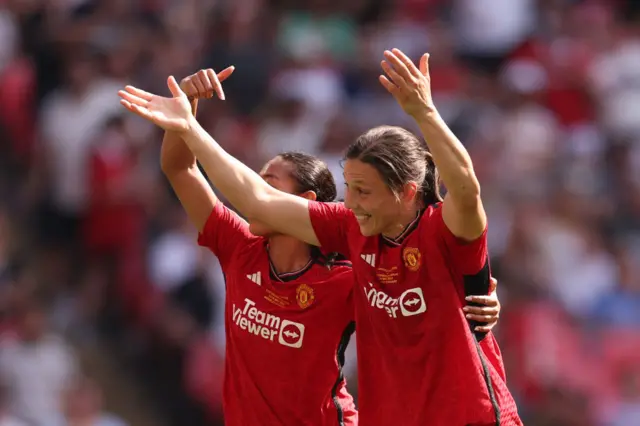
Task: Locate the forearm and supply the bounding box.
[415,111,480,205]
[160,99,199,174]
[160,131,197,173]
[181,117,277,220]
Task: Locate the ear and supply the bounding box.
[299,190,318,201]
[400,181,419,204]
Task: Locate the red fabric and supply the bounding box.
[308,201,522,426]
[0,57,36,161]
[83,146,144,254]
[198,205,357,426]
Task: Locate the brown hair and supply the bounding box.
[344,126,442,206]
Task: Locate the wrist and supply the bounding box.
[184,114,201,137]
[413,107,441,126]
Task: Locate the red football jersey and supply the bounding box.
[308,201,522,426]
[198,202,357,426]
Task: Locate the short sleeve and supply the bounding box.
[307,201,353,258]
[197,202,256,267]
[431,203,488,276]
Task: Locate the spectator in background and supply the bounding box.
[0,295,78,425]
[34,49,121,248]
[46,377,128,426]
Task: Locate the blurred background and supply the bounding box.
[0,0,638,425]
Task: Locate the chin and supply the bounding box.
[358,223,379,237]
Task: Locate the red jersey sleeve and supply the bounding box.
[307,201,353,258]
[197,202,255,268]
[432,203,488,276]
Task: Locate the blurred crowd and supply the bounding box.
[0,0,639,425]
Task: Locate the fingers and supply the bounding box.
[182,80,198,99]
[120,99,151,120]
[489,277,498,293]
[118,90,148,107]
[381,60,407,90]
[465,295,498,306]
[383,50,415,82]
[167,76,185,98]
[464,305,499,315]
[475,324,495,333]
[217,66,235,83]
[206,68,225,100]
[182,67,234,101]
[378,75,398,95]
[465,308,500,322]
[192,71,210,98]
[419,53,430,77]
[468,314,497,323]
[124,85,154,101]
[391,48,421,78]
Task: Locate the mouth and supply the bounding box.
[354,213,371,225]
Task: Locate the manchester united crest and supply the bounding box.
[296,284,315,309]
[403,247,422,272]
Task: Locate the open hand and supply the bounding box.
[463,277,501,333]
[379,48,436,118]
[180,66,235,101]
[119,76,193,133]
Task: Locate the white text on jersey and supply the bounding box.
[232,298,305,348]
[363,283,427,318]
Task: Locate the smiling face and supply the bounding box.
[342,125,440,237]
[343,159,418,237]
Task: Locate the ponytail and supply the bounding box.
[421,151,442,206]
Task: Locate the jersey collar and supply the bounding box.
[381,209,424,247]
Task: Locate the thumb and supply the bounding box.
[419,53,429,76]
[167,76,185,98]
[489,277,498,293]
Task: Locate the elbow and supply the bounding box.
[449,172,481,208]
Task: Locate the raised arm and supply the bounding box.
[380,49,486,241]
[161,68,233,231]
[118,74,321,246]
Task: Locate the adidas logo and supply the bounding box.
[247,272,262,286]
[361,253,376,267]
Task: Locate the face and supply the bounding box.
[249,157,300,237]
[343,159,414,237]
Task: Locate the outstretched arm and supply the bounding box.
[118,74,321,246]
[161,68,233,231]
[181,117,318,244]
[380,49,486,241]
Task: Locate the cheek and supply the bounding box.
[371,195,402,219]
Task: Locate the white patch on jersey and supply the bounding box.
[360,253,376,267]
[246,271,262,286]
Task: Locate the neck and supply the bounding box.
[267,235,312,275]
[381,206,420,240]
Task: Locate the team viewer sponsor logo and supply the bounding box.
[232,298,305,348]
[363,283,427,318]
